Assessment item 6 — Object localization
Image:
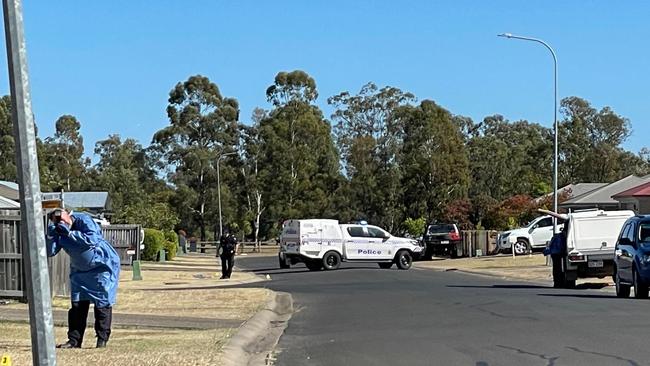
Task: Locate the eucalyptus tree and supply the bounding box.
[559,96,649,183]
[259,70,341,225]
[151,75,239,240]
[328,82,415,231]
[41,115,90,191]
[0,95,16,181]
[394,100,470,221]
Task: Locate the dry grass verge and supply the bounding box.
[0,322,231,366]
[416,254,612,286]
[0,254,271,365]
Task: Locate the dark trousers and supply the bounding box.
[551,254,564,288]
[68,300,113,346]
[220,254,235,278]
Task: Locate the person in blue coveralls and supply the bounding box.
[544,224,568,288]
[46,208,120,349]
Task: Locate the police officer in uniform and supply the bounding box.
[218,231,238,279]
[46,208,120,349]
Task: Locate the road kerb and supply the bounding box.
[222,291,293,366]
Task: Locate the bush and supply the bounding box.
[142,228,165,261]
[164,230,179,246]
[163,240,177,260]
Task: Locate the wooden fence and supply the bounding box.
[192,241,275,255]
[458,230,499,257]
[0,212,23,298]
[0,212,142,299]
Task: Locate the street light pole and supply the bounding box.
[217,151,237,240]
[3,0,57,364]
[498,33,559,234]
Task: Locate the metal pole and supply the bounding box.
[217,157,223,239]
[498,33,559,233]
[217,152,237,239]
[3,0,57,365]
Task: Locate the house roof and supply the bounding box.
[560,175,650,206]
[534,183,607,203]
[612,181,650,198]
[0,180,19,200]
[0,195,19,209]
[0,181,18,191]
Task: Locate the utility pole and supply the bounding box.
[3,0,57,364]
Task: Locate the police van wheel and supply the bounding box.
[378,263,393,269]
[322,251,341,270]
[396,251,412,270]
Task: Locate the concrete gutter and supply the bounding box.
[222,291,293,366]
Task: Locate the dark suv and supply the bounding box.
[613,215,650,298]
[422,223,461,259]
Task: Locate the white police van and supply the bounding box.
[278,219,424,271]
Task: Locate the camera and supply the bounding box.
[49,209,64,223]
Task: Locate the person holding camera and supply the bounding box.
[45,208,120,349]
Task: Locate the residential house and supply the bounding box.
[560,175,650,212]
[612,181,650,214]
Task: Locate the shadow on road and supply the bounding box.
[447,282,610,290]
[447,284,550,289]
[537,293,617,299]
[241,266,385,275]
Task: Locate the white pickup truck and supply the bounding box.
[559,209,635,287]
[278,219,424,271]
[498,215,562,255]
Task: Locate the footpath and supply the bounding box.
[0,254,287,366]
[415,252,613,289]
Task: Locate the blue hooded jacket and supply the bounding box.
[46,212,120,308]
[544,231,567,256]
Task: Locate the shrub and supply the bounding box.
[164,230,179,246]
[142,228,165,261]
[163,240,178,260]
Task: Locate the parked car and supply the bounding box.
[497,215,562,255]
[421,223,461,259]
[613,215,650,298]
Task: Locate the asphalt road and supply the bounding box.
[237,256,649,366]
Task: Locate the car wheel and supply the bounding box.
[278,254,290,269]
[513,240,529,256]
[396,250,412,270]
[378,263,393,269]
[305,260,323,271]
[634,268,649,299]
[615,270,630,298]
[322,251,341,270]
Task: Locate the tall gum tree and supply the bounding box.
[329,82,415,231]
[152,75,239,240]
[259,70,341,225]
[395,100,470,221]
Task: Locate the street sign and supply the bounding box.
[42,200,61,209]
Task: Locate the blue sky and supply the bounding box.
[1,1,648,159]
